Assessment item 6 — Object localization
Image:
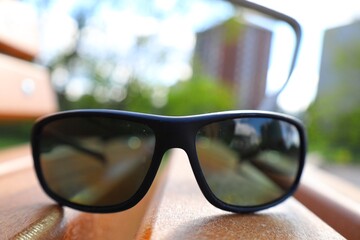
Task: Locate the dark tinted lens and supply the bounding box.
[37,116,155,207]
[196,117,301,207]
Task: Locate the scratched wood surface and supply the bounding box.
[0,147,347,240]
[136,149,345,240]
[296,165,360,240]
[0,145,168,240]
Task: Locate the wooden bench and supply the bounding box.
[0,147,352,239]
[0,1,358,239]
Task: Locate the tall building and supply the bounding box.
[194,18,272,109]
[318,21,360,113]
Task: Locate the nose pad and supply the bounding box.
[162,147,207,185]
[161,148,190,165]
[161,148,203,189]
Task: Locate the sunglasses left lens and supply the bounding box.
[196,117,303,208]
[36,116,155,207]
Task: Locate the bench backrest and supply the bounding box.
[0,0,57,121]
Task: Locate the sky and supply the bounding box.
[252,0,360,113]
[28,0,360,113]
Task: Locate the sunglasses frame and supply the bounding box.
[32,110,306,213]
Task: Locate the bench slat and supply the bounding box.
[136,149,345,240]
[0,146,166,240]
[0,1,39,60]
[296,166,360,240]
[0,54,57,120]
[0,148,348,239]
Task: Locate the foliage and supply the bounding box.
[306,60,360,163]
[58,73,237,116]
[307,100,360,163]
[1,0,239,148]
[121,80,158,113]
[58,78,155,112]
[305,29,360,163]
[0,122,32,149]
[162,74,236,116]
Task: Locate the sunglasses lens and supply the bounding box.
[196,117,302,207]
[36,116,155,207]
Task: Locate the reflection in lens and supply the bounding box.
[196,117,301,207]
[39,117,155,207]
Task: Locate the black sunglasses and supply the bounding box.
[31,110,306,213]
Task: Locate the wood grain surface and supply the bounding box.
[296,165,360,240]
[0,146,167,240]
[136,149,345,240]
[0,147,349,240]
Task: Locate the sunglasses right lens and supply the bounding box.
[35,116,155,207]
[196,117,302,207]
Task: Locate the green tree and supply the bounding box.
[306,39,360,163]
[162,74,236,116]
[307,98,360,163]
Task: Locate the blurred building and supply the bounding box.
[194,18,272,109]
[318,21,360,113]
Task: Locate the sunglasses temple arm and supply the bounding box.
[46,129,107,164]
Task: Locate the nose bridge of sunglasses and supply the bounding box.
[154,120,197,154]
